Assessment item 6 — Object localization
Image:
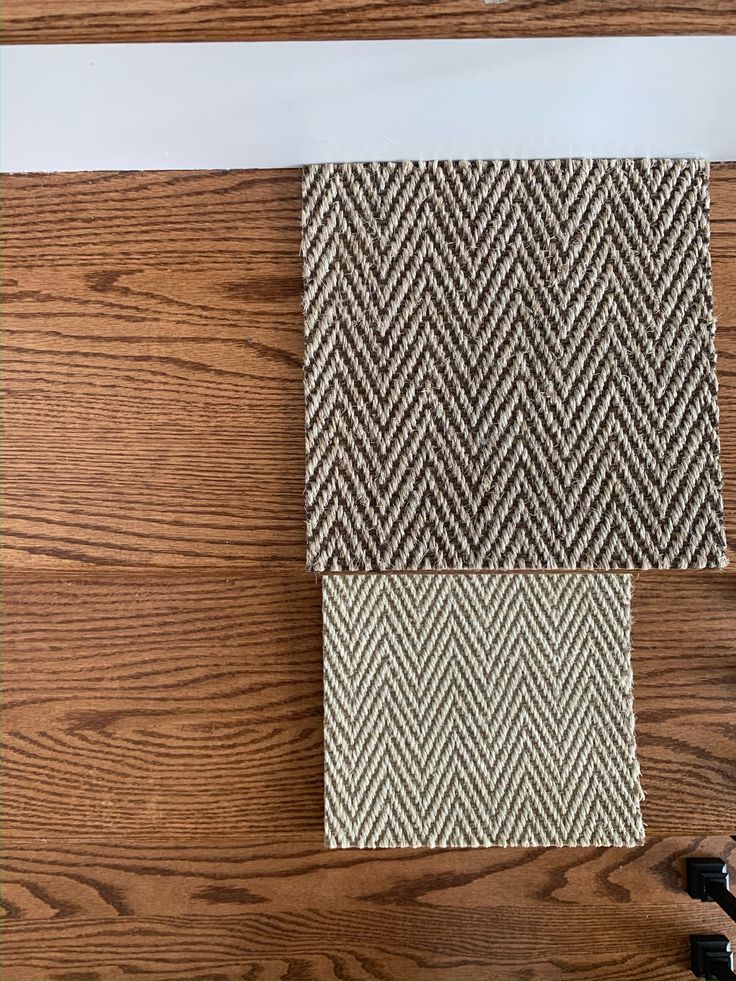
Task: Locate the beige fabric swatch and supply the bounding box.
[323,572,644,848]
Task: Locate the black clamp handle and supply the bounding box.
[691,935,736,981]
[687,859,736,924]
[687,858,736,979]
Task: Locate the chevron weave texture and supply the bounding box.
[303,159,726,571]
[323,573,643,848]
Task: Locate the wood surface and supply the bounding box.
[2,0,736,44]
[3,840,736,981]
[3,166,736,979]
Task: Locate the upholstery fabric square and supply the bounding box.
[322,572,644,848]
[302,158,726,571]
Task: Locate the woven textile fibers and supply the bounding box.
[323,572,643,848]
[303,159,726,571]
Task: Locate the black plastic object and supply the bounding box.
[691,935,736,980]
[686,858,736,924]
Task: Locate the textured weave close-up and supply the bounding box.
[303,158,727,572]
[322,572,643,849]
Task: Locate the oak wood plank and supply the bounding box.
[3,171,306,569]
[3,167,736,569]
[2,0,735,45]
[2,904,733,980]
[4,833,736,978]
[3,572,324,839]
[3,835,735,916]
[631,571,736,833]
[3,570,735,840]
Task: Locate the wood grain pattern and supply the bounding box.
[2,0,736,44]
[1,904,731,981]
[3,572,324,839]
[632,572,736,834]
[3,166,736,978]
[5,836,735,914]
[3,171,305,569]
[2,835,736,979]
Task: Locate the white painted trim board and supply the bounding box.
[2,37,736,171]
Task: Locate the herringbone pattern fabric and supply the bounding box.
[303,159,726,571]
[323,573,643,848]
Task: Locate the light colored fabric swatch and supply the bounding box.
[303,158,726,572]
[323,572,644,848]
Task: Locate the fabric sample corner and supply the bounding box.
[302,158,726,571]
[323,572,643,848]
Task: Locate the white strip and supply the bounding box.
[3,37,736,172]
